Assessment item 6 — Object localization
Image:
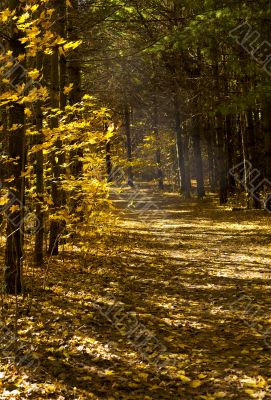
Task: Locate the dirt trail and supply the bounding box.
[100,187,271,399]
[2,188,271,399]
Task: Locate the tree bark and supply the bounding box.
[174,90,190,198]
[67,0,83,179]
[48,47,61,256]
[34,82,44,265]
[124,104,134,187]
[216,113,228,204]
[226,115,236,194]
[152,92,164,190]
[191,116,205,198]
[4,0,26,293]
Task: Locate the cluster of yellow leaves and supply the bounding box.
[0,3,82,60]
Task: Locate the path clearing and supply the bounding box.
[98,188,271,399]
[1,188,271,399]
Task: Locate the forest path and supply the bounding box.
[2,188,271,400]
[97,186,271,399]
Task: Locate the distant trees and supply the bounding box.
[82,0,271,208]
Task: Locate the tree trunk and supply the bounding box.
[152,92,164,190]
[48,0,67,255]
[67,0,83,179]
[106,140,113,182]
[34,94,44,265]
[191,117,205,198]
[226,115,236,194]
[216,113,228,204]
[48,47,61,256]
[174,90,190,198]
[124,104,134,187]
[4,0,26,293]
[263,100,271,182]
[246,109,261,208]
[205,121,216,192]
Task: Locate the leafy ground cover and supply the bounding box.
[0,188,270,399]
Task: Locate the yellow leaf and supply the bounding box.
[138,372,148,380]
[4,177,14,183]
[31,4,39,12]
[214,392,227,398]
[190,380,203,388]
[0,9,13,23]
[63,40,82,52]
[64,83,73,95]
[244,389,257,397]
[25,108,32,117]
[82,94,92,100]
[0,196,8,206]
[28,69,40,81]
[17,12,30,24]
[177,374,191,383]
[21,167,32,177]
[104,370,115,376]
[10,204,20,213]
[10,124,20,131]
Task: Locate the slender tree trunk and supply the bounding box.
[246,109,261,208]
[48,46,61,256]
[216,113,228,204]
[34,93,44,265]
[152,92,164,190]
[263,100,271,182]
[226,115,236,194]
[205,121,216,192]
[4,0,26,293]
[124,104,134,187]
[106,141,112,182]
[67,0,83,179]
[174,90,190,198]
[5,104,25,294]
[104,122,113,181]
[67,0,81,106]
[48,0,67,255]
[262,99,271,211]
[191,117,205,198]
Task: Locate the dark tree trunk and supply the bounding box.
[263,100,271,181]
[191,117,205,198]
[263,100,271,212]
[205,122,216,192]
[104,122,113,182]
[48,0,67,255]
[124,104,134,187]
[106,140,113,182]
[48,47,61,256]
[245,109,261,208]
[67,0,83,180]
[34,98,44,265]
[152,92,164,190]
[174,90,190,198]
[216,113,228,204]
[226,115,236,194]
[4,0,26,294]
[5,104,25,294]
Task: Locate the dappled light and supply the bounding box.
[0,0,271,399]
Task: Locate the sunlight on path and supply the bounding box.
[106,188,271,399]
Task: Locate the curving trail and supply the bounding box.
[2,188,271,400]
[98,187,271,399]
